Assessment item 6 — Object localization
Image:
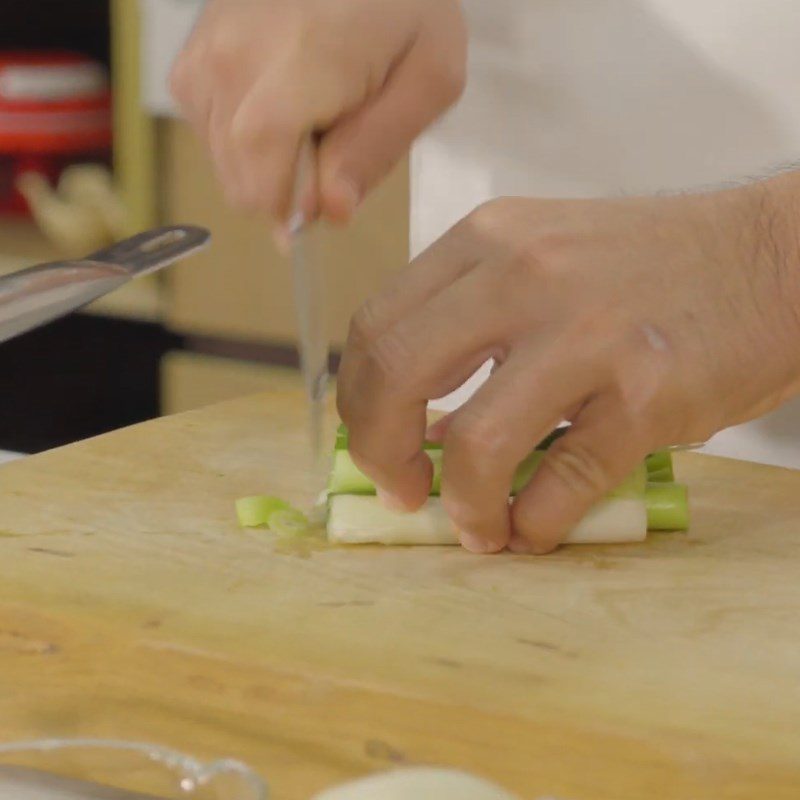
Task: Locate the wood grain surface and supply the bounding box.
[0,385,798,800]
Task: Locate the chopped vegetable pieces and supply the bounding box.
[235,496,310,536]
[235,495,291,528]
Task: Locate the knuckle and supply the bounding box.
[205,28,240,74]
[348,298,385,349]
[362,329,410,390]
[229,116,263,149]
[500,246,540,285]
[462,199,507,242]
[527,229,572,263]
[432,57,467,105]
[232,104,299,149]
[446,411,510,464]
[545,440,609,498]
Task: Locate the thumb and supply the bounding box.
[317,30,466,223]
[510,399,650,554]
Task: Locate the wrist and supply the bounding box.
[750,170,800,389]
[760,169,800,262]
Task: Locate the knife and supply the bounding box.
[0,225,210,346]
[288,137,329,462]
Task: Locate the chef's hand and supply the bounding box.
[170,0,466,231]
[337,175,800,554]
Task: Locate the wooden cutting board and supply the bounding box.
[0,384,798,800]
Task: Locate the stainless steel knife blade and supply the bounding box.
[289,137,329,462]
[0,225,210,346]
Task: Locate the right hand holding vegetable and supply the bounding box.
[170,0,467,231]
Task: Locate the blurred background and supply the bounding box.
[4,0,800,469]
[0,0,408,459]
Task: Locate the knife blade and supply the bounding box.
[0,225,210,346]
[288,137,329,463]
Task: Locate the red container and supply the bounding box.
[0,51,112,216]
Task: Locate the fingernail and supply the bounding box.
[458,531,492,554]
[377,487,410,514]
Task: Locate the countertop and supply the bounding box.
[0,386,797,800]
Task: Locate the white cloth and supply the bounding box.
[414,0,800,467]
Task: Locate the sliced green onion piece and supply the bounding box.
[646,451,674,482]
[647,466,675,483]
[236,495,291,527]
[646,482,689,531]
[267,508,310,537]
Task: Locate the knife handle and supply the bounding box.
[88,225,211,278]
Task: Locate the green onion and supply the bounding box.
[267,508,311,537]
[329,448,646,500]
[645,482,689,531]
[326,426,688,545]
[327,495,648,546]
[235,496,311,536]
[646,451,674,482]
[235,495,291,527]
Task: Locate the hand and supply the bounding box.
[170,0,466,231]
[337,176,800,553]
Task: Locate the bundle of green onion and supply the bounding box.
[325,425,689,546]
[236,425,689,547]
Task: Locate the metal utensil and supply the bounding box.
[0,225,210,346]
[288,137,329,461]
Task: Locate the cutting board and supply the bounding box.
[0,384,798,800]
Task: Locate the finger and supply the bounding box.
[317,28,466,223]
[228,75,329,222]
[509,394,651,555]
[338,342,493,514]
[337,263,514,511]
[207,94,260,209]
[440,342,599,554]
[426,412,454,443]
[169,46,212,133]
[336,213,487,416]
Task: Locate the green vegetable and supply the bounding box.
[646,451,674,482]
[235,495,291,527]
[235,496,310,536]
[645,482,689,531]
[328,447,646,499]
[328,495,648,546]
[327,425,689,545]
[267,508,311,537]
